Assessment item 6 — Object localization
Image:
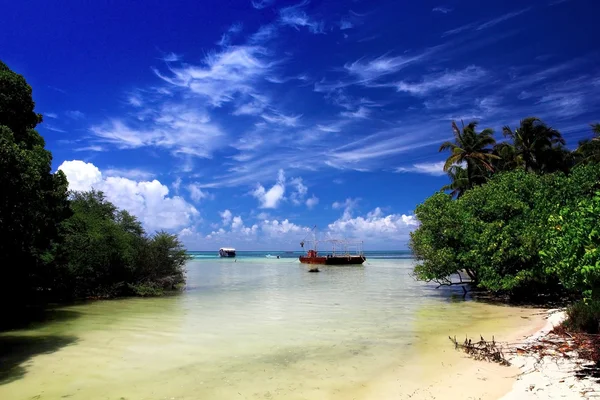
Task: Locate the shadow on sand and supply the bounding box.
[0,334,78,385]
[0,308,81,385]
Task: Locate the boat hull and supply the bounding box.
[299,255,366,265]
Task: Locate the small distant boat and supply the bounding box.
[299,236,366,266]
[219,247,236,257]
[265,254,280,259]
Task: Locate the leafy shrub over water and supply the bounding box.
[51,191,189,299]
[411,165,600,301]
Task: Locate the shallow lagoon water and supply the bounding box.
[0,255,537,400]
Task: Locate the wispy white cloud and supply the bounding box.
[153,45,275,107]
[395,161,447,176]
[279,1,325,34]
[104,167,155,180]
[162,52,180,62]
[432,6,453,13]
[395,66,487,96]
[442,8,530,37]
[340,106,370,119]
[325,128,443,170]
[249,24,278,44]
[261,111,302,126]
[74,145,106,152]
[91,103,225,157]
[477,8,531,30]
[441,23,476,38]
[44,112,58,119]
[44,125,66,133]
[187,183,211,202]
[339,19,353,30]
[332,197,359,214]
[218,22,243,47]
[344,45,442,83]
[289,177,308,205]
[128,94,143,107]
[252,0,274,9]
[66,110,85,120]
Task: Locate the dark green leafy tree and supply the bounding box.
[0,61,71,309]
[53,190,188,298]
[412,165,600,298]
[439,121,498,190]
[502,117,565,173]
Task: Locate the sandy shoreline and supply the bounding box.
[356,307,600,400]
[500,309,600,399]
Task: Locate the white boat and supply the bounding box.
[219,247,236,257]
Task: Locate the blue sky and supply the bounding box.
[2,0,599,250]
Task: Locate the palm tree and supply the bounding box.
[441,165,469,198]
[502,117,565,173]
[575,123,600,165]
[492,142,521,173]
[439,120,498,190]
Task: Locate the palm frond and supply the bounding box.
[439,141,456,152]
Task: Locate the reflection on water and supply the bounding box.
[0,258,536,400]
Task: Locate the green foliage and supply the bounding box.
[411,192,477,285]
[52,191,189,299]
[411,165,600,298]
[540,191,600,299]
[564,300,600,334]
[0,61,189,308]
[0,61,71,309]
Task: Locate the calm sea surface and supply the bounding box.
[0,252,536,400]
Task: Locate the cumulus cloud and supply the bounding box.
[306,195,319,209]
[220,209,233,225]
[58,160,199,232]
[252,169,286,208]
[327,207,418,240]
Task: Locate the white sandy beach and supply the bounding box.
[359,309,600,400]
[500,309,599,399]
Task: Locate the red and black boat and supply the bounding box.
[299,238,366,265]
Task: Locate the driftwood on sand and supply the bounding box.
[449,335,511,365]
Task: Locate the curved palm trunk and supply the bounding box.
[466,160,473,189]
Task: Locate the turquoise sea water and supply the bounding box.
[188,250,414,260]
[0,252,537,400]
